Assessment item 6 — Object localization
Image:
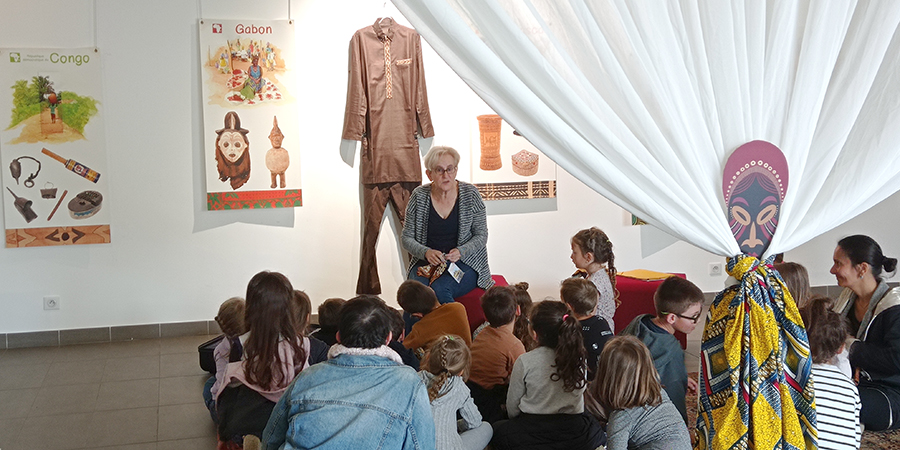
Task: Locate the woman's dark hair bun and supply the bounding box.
[884,257,898,274]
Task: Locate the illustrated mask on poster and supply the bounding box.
[722,141,789,257]
[214,111,251,190]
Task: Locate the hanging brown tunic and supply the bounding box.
[342,18,434,184]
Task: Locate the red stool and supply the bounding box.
[454,275,509,333]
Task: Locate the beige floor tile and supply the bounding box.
[43,359,107,386]
[160,351,207,378]
[90,443,158,450]
[157,403,217,441]
[96,378,160,410]
[159,375,208,406]
[103,356,161,382]
[0,346,59,366]
[159,335,216,355]
[0,388,38,419]
[88,407,159,447]
[12,412,92,449]
[0,363,50,390]
[0,417,26,449]
[103,339,162,359]
[156,436,217,450]
[30,383,100,416]
[53,343,118,362]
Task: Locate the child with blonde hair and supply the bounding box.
[419,335,493,450]
[570,227,618,331]
[586,335,691,450]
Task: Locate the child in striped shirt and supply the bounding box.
[801,296,861,450]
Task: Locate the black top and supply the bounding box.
[581,315,614,380]
[426,198,459,254]
[642,315,669,334]
[308,336,330,365]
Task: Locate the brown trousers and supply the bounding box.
[356,182,419,295]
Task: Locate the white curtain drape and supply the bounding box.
[392,0,900,257]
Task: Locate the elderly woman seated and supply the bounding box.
[401,145,494,305]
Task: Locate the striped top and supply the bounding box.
[402,182,493,289]
[813,363,861,450]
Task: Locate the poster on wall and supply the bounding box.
[199,19,301,210]
[469,113,557,201]
[0,48,111,248]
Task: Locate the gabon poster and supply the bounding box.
[199,19,302,210]
[0,48,111,247]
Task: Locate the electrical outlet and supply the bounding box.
[44,295,60,310]
[709,262,723,277]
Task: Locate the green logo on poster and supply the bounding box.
[9,52,21,63]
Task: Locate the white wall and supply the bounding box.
[1,0,897,334]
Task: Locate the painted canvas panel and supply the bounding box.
[0,48,111,247]
[199,19,301,210]
[469,113,557,200]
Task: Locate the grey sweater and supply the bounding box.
[605,391,691,450]
[418,371,483,450]
[507,347,585,417]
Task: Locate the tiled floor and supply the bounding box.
[0,335,218,450]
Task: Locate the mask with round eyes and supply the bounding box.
[219,130,248,162]
[722,141,789,258]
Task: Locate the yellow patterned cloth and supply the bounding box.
[695,255,816,450]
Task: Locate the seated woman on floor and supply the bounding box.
[830,234,900,431]
[401,145,493,303]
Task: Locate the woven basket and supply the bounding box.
[477,115,503,171]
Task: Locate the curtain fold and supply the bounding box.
[392,0,900,258]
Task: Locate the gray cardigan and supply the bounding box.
[418,372,483,450]
[402,182,493,289]
[605,391,691,450]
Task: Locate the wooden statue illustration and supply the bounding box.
[215,111,251,190]
[265,116,289,189]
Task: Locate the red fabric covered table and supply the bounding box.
[613,274,687,349]
[455,275,509,333]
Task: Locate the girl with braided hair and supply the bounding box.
[491,301,604,450]
[419,335,493,450]
[570,227,620,331]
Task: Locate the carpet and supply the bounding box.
[686,373,900,449]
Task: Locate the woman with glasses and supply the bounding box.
[401,146,494,304]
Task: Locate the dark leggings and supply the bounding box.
[858,380,900,431]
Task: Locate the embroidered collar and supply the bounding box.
[373,17,394,41]
[328,343,403,364]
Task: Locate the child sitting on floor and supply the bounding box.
[310,297,344,346]
[399,280,472,353]
[293,290,328,365]
[468,285,526,423]
[491,301,604,450]
[622,276,702,423]
[202,296,246,423]
[570,227,619,331]
[800,297,861,450]
[586,335,691,450]
[512,282,537,351]
[561,277,613,380]
[420,335,493,450]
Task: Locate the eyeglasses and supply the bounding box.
[431,166,457,176]
[661,311,702,323]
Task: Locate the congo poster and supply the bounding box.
[199,20,301,210]
[469,113,557,201]
[0,48,111,248]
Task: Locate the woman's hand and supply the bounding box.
[445,248,461,262]
[425,249,445,265]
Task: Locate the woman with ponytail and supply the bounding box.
[830,234,900,430]
[491,301,604,450]
[419,335,492,450]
